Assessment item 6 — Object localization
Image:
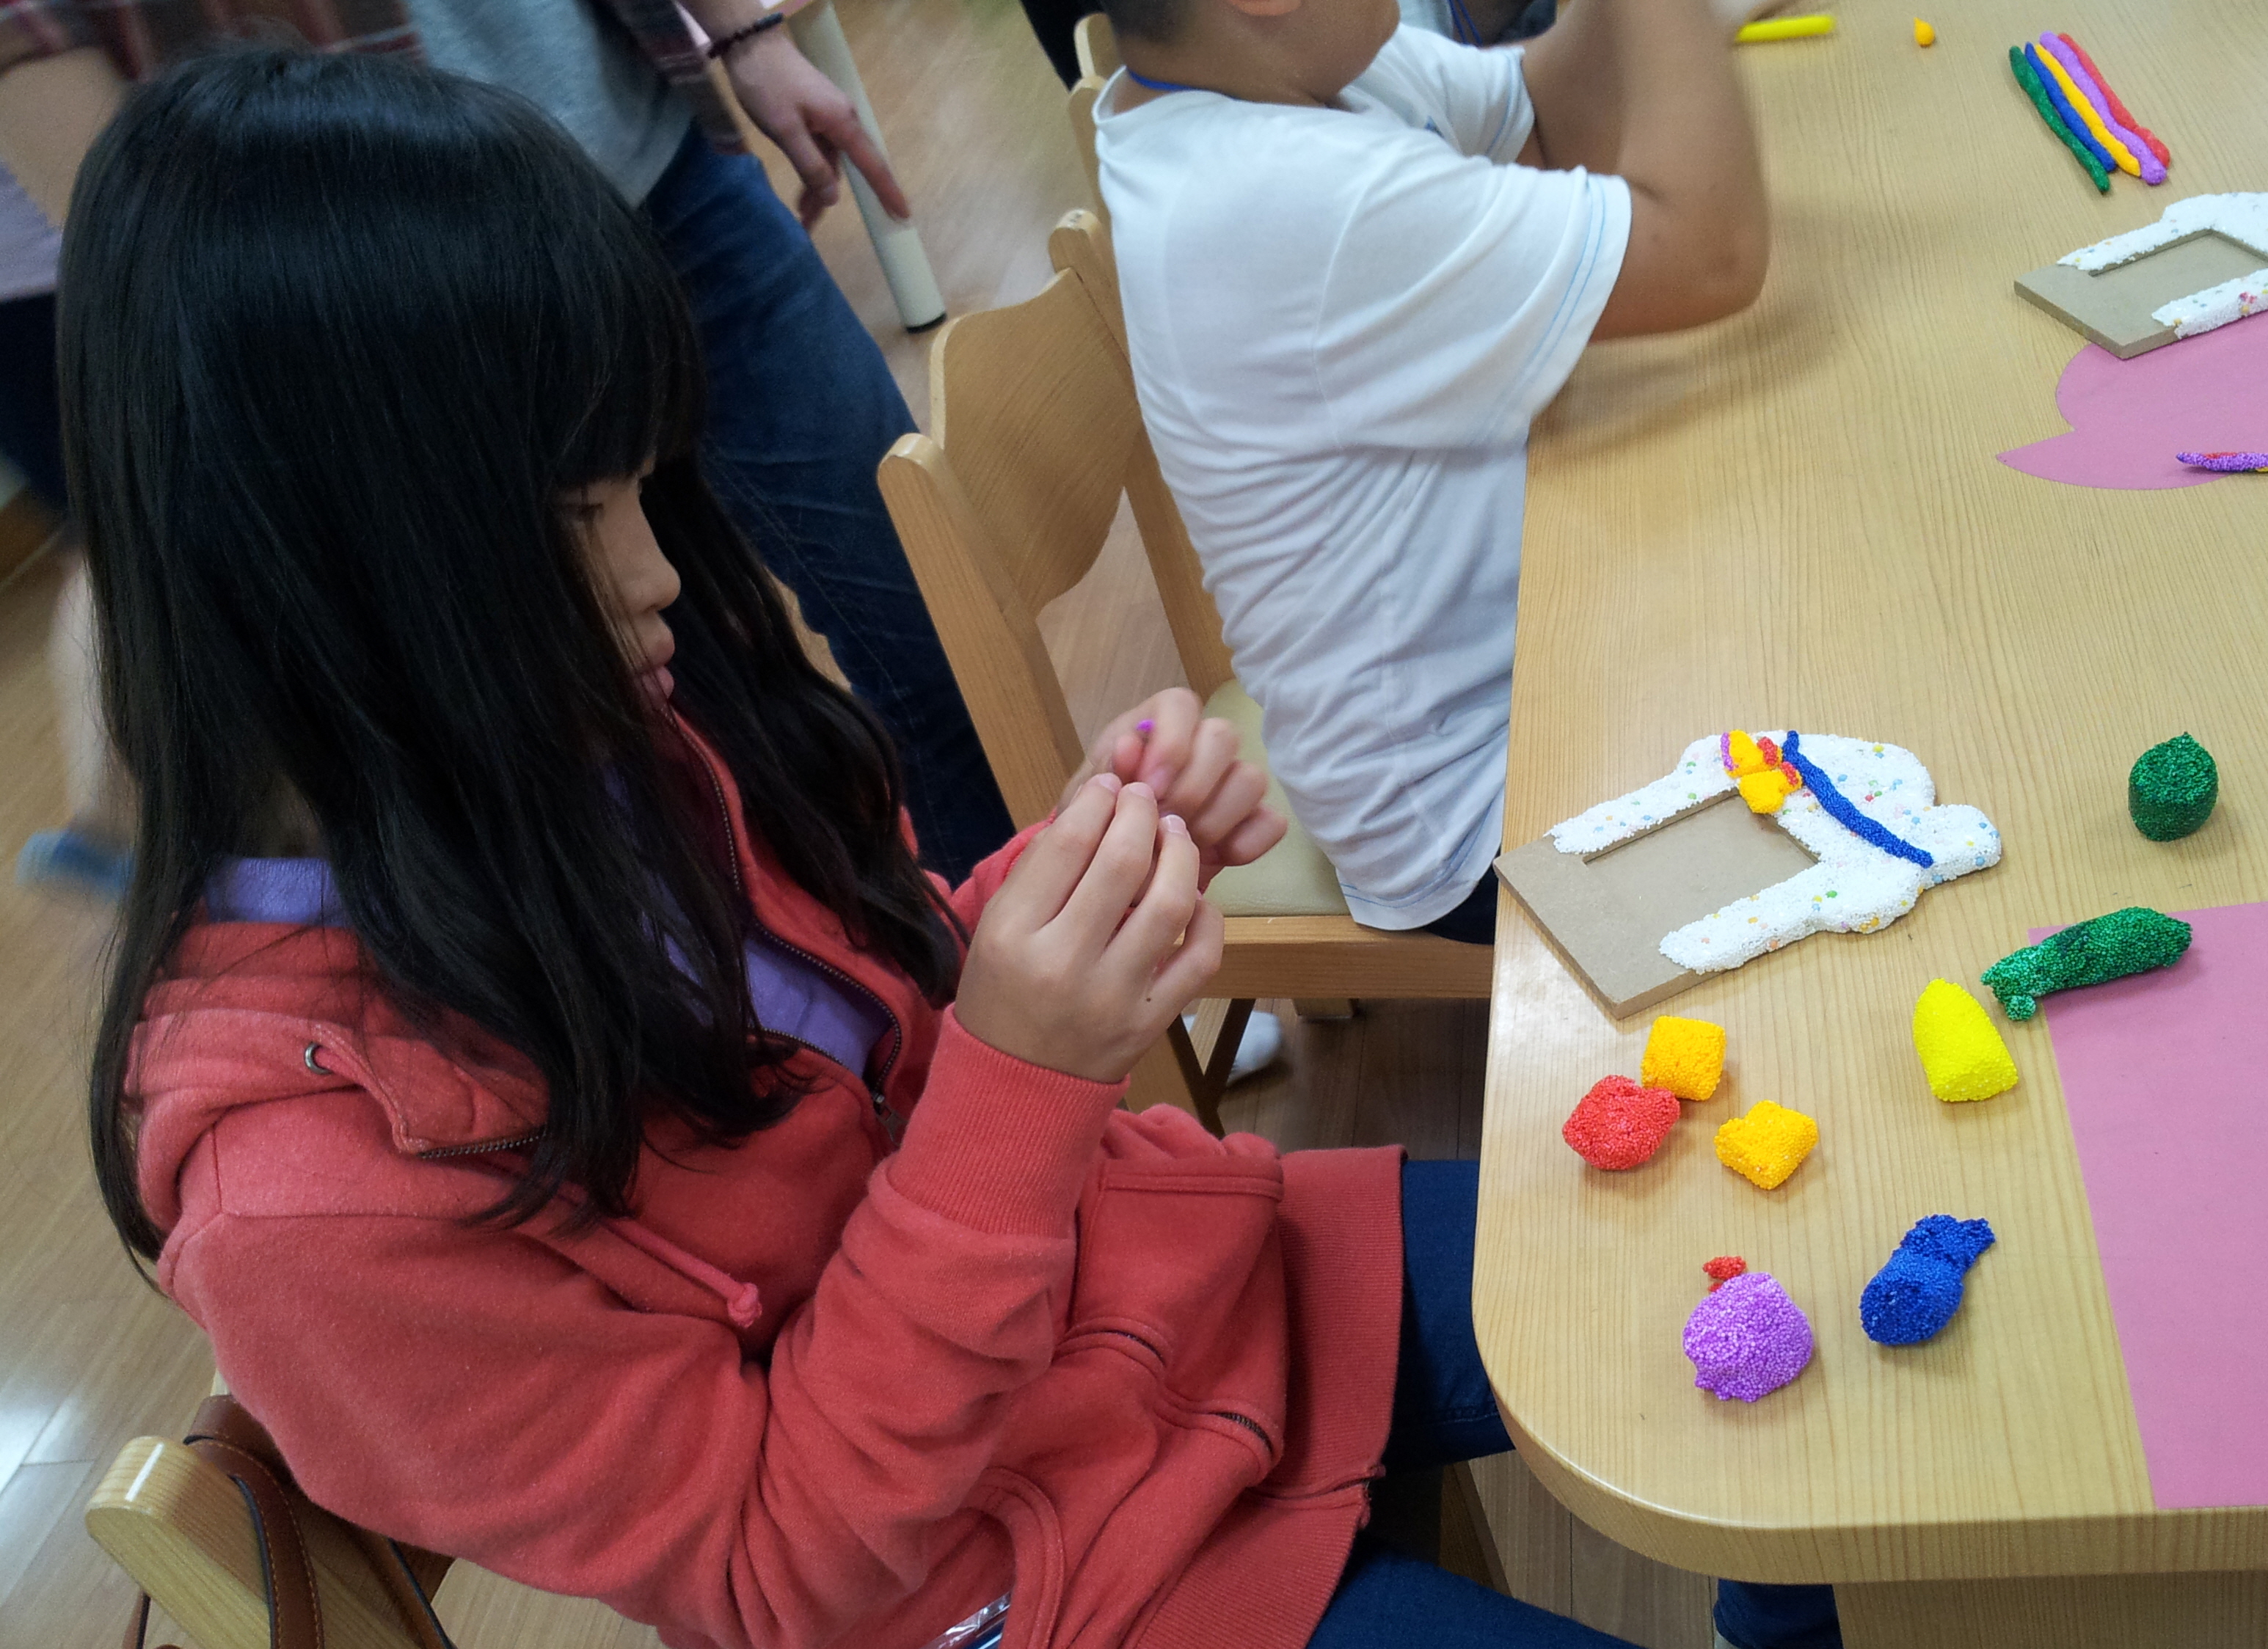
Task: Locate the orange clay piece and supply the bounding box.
[1715,1100,1819,1191]
[1641,1015,1726,1101]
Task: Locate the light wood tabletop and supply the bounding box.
[1473,3,2268,1645]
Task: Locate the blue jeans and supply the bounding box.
[641,131,1015,883]
[1310,1160,1841,1649]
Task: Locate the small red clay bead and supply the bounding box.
[1704,1256,1749,1291]
[1561,1075,1681,1171]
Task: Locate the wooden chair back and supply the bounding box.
[879,219,1230,826]
[87,1433,446,1649]
[1073,12,1121,78]
[1067,14,1116,223]
[1068,76,1108,224]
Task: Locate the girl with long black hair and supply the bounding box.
[70,45,1691,1649]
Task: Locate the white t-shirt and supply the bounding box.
[1096,28,1630,929]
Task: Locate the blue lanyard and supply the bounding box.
[1123,65,1201,92]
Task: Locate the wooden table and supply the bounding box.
[1473,4,2268,1645]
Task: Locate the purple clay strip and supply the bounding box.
[2038,33,2167,183]
[2177,451,2268,472]
[1780,731,1936,869]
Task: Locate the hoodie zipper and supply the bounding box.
[693,753,905,1114]
[1095,1331,1277,1457]
[420,1128,545,1160]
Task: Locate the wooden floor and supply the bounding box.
[0,0,1712,1643]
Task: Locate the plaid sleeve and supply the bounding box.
[595,0,746,153]
[2,0,417,82]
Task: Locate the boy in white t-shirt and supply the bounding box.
[1095,0,1768,943]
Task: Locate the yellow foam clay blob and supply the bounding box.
[1911,979,2019,1102]
[1715,1100,1819,1191]
[1737,768,1798,813]
[1914,18,1936,46]
[1641,1015,1726,1101]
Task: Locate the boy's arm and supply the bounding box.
[1516,0,1768,336]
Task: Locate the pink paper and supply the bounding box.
[2035,902,2268,1509]
[1999,312,2268,489]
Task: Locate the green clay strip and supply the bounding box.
[2010,45,2110,192]
[1981,907,2192,1020]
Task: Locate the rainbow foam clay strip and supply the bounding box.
[2009,47,2109,193]
[2038,34,2162,183]
[2025,43,2121,177]
[2056,32,2168,169]
[2032,40,2141,178]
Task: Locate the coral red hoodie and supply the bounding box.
[129,725,1404,1649]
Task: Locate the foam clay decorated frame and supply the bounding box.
[1497,733,2002,1016]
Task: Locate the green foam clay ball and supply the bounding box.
[2128,734,2217,842]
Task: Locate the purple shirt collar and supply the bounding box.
[204,857,886,1082]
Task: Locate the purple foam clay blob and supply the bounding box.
[1683,1270,1815,1403]
[2177,452,2268,473]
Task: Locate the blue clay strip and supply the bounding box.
[2024,43,2117,173]
[1781,731,1936,869]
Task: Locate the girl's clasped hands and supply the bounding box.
[955,689,1287,1083]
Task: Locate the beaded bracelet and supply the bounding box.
[707,11,787,59]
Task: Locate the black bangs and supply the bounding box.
[548,190,707,489]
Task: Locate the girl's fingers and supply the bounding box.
[1134,692,1202,793]
[1105,813,1204,980]
[1108,728,1148,784]
[1213,804,1288,869]
[1056,781,1163,939]
[1183,758,1271,849]
[1159,719,1242,822]
[1003,773,1124,922]
[1143,894,1226,1017]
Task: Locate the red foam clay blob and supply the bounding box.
[1562,1076,1681,1171]
[1704,1256,1749,1291]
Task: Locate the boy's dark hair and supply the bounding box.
[1103,0,1188,45]
[65,48,961,1260]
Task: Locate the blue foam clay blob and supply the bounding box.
[1861,1215,1996,1345]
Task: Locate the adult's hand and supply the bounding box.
[721,26,911,230]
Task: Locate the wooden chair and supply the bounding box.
[1065,16,1117,223]
[87,1389,453,1649]
[876,211,1492,1132]
[1073,12,1121,78]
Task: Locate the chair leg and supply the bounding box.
[1292,998,1356,1020]
[1166,998,1254,1137]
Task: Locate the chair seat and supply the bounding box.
[1199,681,1351,920]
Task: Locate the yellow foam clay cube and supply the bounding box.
[1641,1015,1726,1101]
[1911,979,2019,1102]
[1715,1100,1818,1191]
